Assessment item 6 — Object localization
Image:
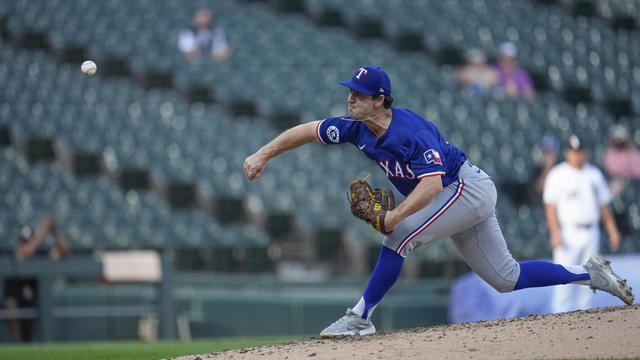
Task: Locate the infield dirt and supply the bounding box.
[171,304,640,360]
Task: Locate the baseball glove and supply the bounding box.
[349,176,395,235]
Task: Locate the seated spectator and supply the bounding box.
[493,42,535,100]
[603,125,640,197]
[178,8,232,61]
[3,215,70,342]
[456,48,498,98]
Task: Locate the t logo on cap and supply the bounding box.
[355,67,368,80]
[339,65,392,96]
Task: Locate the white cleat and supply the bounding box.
[320,308,376,337]
[584,254,634,305]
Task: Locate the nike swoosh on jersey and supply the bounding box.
[359,144,366,150]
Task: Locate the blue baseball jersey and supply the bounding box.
[316,107,466,196]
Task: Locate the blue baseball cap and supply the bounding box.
[539,134,559,151]
[339,65,392,96]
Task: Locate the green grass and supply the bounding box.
[0,336,306,360]
[1,339,636,360]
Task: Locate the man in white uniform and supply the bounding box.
[544,134,622,313]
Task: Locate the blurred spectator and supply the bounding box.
[493,42,535,100]
[543,135,620,313]
[529,134,559,203]
[603,125,640,197]
[3,215,70,342]
[456,48,498,98]
[178,8,232,60]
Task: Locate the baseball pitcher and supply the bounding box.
[243,65,634,336]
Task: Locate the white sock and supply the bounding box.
[352,296,366,317]
[564,264,591,286]
[352,296,377,319]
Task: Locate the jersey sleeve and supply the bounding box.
[519,69,535,93]
[178,30,196,53]
[407,129,446,179]
[316,116,358,145]
[542,168,559,205]
[211,28,229,55]
[593,167,612,205]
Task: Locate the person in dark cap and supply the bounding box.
[3,215,69,342]
[542,135,622,313]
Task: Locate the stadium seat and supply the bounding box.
[1,0,639,271]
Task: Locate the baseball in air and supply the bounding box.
[81,60,97,76]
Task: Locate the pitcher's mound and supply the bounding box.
[173,304,640,360]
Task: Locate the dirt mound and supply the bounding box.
[173,304,640,360]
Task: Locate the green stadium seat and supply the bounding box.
[2,0,640,268]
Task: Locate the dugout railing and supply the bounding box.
[0,254,176,342]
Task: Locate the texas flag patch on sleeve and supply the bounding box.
[423,149,442,165]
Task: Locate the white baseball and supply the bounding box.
[81,60,97,76]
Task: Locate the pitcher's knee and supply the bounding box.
[484,270,518,293]
[485,257,520,293]
[490,280,515,293]
[486,279,515,293]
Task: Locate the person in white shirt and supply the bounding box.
[543,134,622,313]
[178,8,232,60]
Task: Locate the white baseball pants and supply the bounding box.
[552,225,599,313]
